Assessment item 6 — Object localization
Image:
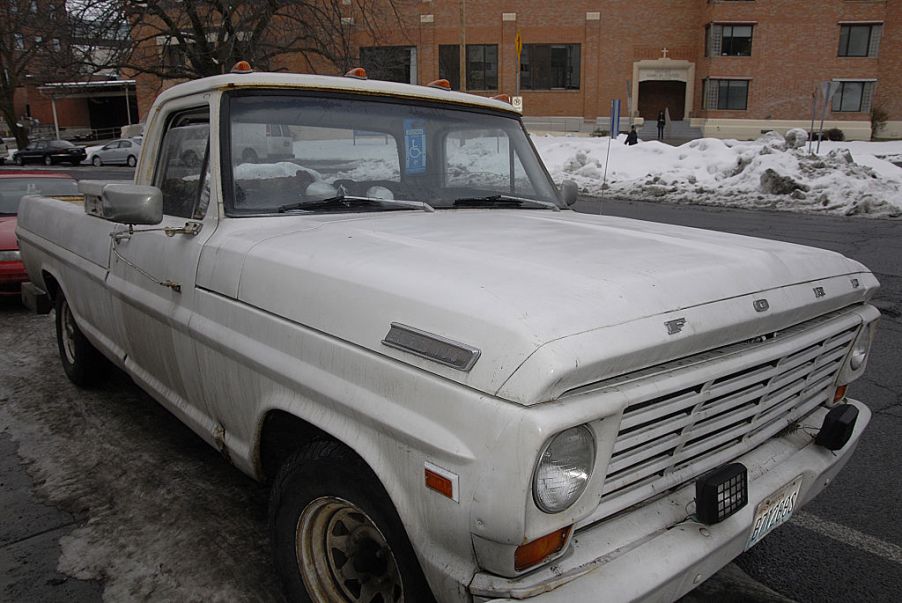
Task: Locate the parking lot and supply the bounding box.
[2,169,901,601]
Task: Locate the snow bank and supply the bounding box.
[532,133,902,218]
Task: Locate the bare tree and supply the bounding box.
[109,0,412,81]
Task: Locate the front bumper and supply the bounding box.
[473,400,870,603]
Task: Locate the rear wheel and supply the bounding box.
[55,292,107,387]
[242,148,258,164]
[270,441,435,603]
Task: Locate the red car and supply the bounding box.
[0,171,79,296]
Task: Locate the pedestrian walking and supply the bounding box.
[625,125,638,146]
[656,110,666,141]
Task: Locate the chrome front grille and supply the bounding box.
[594,310,860,520]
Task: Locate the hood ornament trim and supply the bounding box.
[382,323,481,372]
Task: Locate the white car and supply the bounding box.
[15,69,879,603]
[90,138,141,167]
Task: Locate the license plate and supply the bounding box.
[745,477,803,550]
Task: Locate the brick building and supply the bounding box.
[134,0,902,141]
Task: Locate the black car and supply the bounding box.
[13,140,87,166]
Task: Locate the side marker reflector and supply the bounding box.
[424,461,459,502]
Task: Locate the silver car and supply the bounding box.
[91,138,141,167]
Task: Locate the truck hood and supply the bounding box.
[199,210,876,404]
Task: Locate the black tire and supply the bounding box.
[242,148,258,164]
[126,155,137,167]
[270,441,435,603]
[16,155,25,166]
[55,292,107,387]
[44,155,53,166]
[92,156,103,167]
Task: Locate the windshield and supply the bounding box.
[0,178,79,214]
[225,93,559,215]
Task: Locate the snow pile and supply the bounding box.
[532,133,902,218]
[234,160,322,181]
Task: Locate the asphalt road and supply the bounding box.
[1,169,900,601]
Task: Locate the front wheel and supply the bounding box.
[126,155,137,167]
[92,156,102,166]
[270,441,435,603]
[16,155,25,166]
[55,292,107,386]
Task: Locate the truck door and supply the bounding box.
[107,103,219,438]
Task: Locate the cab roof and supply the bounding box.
[153,71,520,115]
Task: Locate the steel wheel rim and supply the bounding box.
[61,300,77,364]
[296,496,403,603]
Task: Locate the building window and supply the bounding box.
[704,79,749,110]
[14,34,25,50]
[832,81,875,112]
[520,44,580,90]
[707,24,753,56]
[360,46,417,84]
[51,38,61,52]
[439,45,460,90]
[438,45,498,90]
[162,44,187,68]
[466,45,498,90]
[838,24,882,57]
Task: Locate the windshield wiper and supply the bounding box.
[450,194,559,211]
[278,195,434,214]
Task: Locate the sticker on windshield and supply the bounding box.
[404,119,426,174]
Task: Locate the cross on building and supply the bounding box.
[661,47,669,58]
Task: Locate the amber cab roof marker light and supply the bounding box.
[427,79,452,91]
[492,94,512,104]
[345,67,368,80]
[230,60,254,74]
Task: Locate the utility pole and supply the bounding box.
[459,0,467,92]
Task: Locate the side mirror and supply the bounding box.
[560,180,579,207]
[101,184,163,225]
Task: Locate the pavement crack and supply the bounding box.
[0,520,77,550]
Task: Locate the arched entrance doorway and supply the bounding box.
[638,81,686,120]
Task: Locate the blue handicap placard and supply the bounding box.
[404,119,426,174]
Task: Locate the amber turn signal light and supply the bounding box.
[833,384,847,402]
[230,60,253,74]
[491,94,512,104]
[514,526,571,571]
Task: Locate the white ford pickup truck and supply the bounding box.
[17,67,879,603]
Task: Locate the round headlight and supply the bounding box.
[533,425,596,514]
[849,330,871,371]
